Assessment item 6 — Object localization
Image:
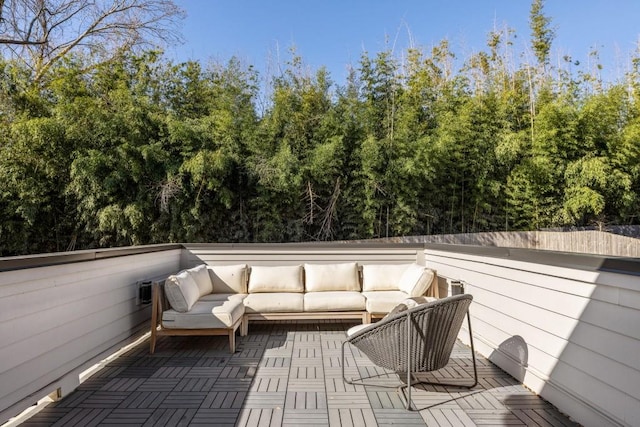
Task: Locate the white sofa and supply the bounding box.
[150,262,436,353]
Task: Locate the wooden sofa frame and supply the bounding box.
[150,281,245,354]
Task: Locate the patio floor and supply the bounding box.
[22,321,577,427]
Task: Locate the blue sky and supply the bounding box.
[170,1,640,85]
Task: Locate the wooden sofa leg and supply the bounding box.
[229,329,236,353]
[240,315,249,336]
[364,312,372,324]
[150,327,157,354]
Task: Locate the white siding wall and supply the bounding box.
[425,248,640,427]
[0,249,181,423]
[181,244,425,268]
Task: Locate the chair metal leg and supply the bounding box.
[341,340,403,389]
[397,309,478,411]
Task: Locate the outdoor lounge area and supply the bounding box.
[1,242,639,426]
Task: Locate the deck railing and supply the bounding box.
[1,242,639,426]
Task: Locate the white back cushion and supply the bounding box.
[187,264,213,296]
[208,264,248,294]
[248,265,303,293]
[304,262,360,292]
[164,270,200,312]
[398,264,435,297]
[362,264,412,291]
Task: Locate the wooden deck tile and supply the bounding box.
[420,408,477,427]
[243,391,286,408]
[19,321,579,427]
[328,408,377,427]
[251,376,288,392]
[190,408,241,426]
[282,408,328,426]
[236,408,284,427]
[200,391,246,409]
[160,392,207,408]
[326,392,370,409]
[117,391,167,409]
[372,408,426,426]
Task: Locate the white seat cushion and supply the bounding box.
[361,264,411,291]
[248,265,304,293]
[187,264,213,296]
[208,264,248,294]
[243,293,304,313]
[304,262,360,292]
[162,299,244,329]
[347,323,371,337]
[383,296,434,319]
[304,292,366,312]
[362,290,410,314]
[198,293,247,303]
[164,271,200,313]
[398,265,435,297]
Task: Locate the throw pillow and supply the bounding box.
[398,264,435,297]
[164,270,200,313]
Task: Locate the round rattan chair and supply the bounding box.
[341,294,478,410]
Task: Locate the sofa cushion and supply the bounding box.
[187,264,213,296]
[398,264,435,297]
[304,291,366,312]
[248,265,303,293]
[243,292,304,313]
[362,290,410,314]
[162,299,244,329]
[208,264,248,294]
[164,271,201,313]
[361,264,412,291]
[198,293,247,303]
[304,262,360,292]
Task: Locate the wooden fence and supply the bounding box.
[369,228,640,257]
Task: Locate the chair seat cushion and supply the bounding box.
[243,292,304,313]
[362,290,410,314]
[304,291,365,311]
[162,299,244,329]
[346,323,371,337]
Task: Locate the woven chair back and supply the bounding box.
[349,294,472,373]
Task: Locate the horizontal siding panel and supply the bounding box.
[425,248,640,292]
[547,357,640,427]
[429,256,640,340]
[0,309,147,410]
[1,282,137,348]
[1,293,149,378]
[426,252,599,301]
[472,302,640,399]
[182,247,422,269]
[1,250,180,297]
[425,249,640,427]
[0,249,181,421]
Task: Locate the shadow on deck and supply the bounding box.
[21,321,577,427]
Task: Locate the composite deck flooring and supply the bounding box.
[23,321,577,427]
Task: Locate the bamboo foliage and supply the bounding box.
[2,1,640,255]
